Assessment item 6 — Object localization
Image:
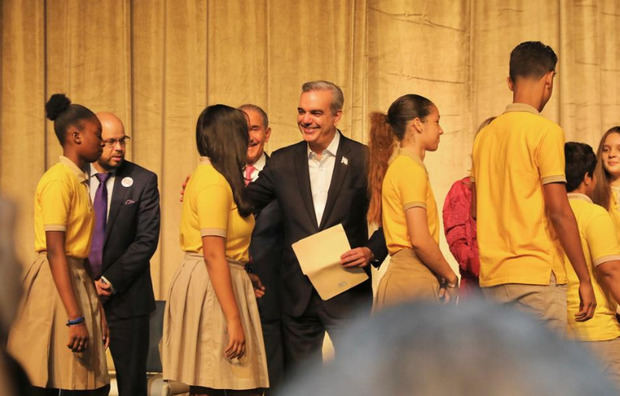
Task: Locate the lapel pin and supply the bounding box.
[341,156,348,166]
[124,199,136,205]
[121,177,134,188]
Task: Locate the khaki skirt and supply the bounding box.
[7,252,109,389]
[162,252,269,390]
[374,248,440,310]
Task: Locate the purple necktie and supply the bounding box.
[88,173,110,278]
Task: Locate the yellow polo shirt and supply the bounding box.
[180,157,254,263]
[382,148,439,255]
[565,193,620,341]
[472,103,567,287]
[33,156,94,258]
[609,187,620,241]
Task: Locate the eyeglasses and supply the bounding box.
[102,136,131,148]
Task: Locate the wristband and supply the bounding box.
[66,316,85,326]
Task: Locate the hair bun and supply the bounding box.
[45,94,71,121]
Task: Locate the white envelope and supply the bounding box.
[292,224,369,300]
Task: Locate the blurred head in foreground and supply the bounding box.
[279,299,615,395]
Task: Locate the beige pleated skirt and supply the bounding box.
[374,248,440,310]
[7,252,109,390]
[162,252,269,390]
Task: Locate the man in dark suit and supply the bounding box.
[89,112,160,396]
[239,104,286,393]
[246,81,387,372]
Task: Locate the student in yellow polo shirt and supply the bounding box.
[7,94,109,395]
[366,94,458,309]
[564,142,620,389]
[472,41,596,333]
[593,126,620,237]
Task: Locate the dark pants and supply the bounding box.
[282,292,358,378]
[260,316,284,394]
[108,315,150,396]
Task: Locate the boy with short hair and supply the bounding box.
[472,41,595,332]
[564,141,620,389]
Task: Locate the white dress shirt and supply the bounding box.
[307,132,340,226]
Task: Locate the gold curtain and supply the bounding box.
[2,0,619,298]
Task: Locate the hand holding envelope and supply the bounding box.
[292,224,369,300]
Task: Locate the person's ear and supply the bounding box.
[264,127,272,142]
[412,117,424,133]
[70,129,81,144]
[507,76,515,92]
[333,110,343,125]
[543,70,555,88]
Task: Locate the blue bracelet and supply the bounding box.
[66,316,85,326]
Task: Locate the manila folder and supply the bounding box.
[292,224,369,300]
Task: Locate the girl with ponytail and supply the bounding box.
[369,94,458,309]
[8,94,109,395]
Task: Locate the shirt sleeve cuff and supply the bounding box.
[541,175,566,184]
[44,224,67,231]
[403,201,426,211]
[200,228,227,237]
[593,255,620,267]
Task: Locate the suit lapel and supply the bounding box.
[319,133,350,229]
[294,143,319,230]
[104,163,130,245]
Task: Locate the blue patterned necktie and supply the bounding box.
[88,172,111,278]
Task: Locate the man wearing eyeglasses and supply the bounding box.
[89,112,160,396]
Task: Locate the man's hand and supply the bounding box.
[575,280,596,322]
[247,273,266,298]
[94,279,112,300]
[340,247,373,268]
[179,175,190,202]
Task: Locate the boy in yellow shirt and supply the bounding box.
[564,142,620,388]
[472,41,595,332]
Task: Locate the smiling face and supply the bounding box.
[601,132,620,181]
[297,89,342,152]
[243,107,271,165]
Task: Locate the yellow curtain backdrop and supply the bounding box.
[2,0,619,299]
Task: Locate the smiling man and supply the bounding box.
[246,81,387,373]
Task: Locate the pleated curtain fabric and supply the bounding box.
[1,0,619,298]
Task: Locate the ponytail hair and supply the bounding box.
[196,104,253,217]
[367,113,396,225]
[366,94,435,225]
[45,93,96,145]
[593,126,620,210]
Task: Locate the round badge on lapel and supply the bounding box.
[121,177,134,188]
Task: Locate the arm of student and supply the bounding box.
[596,261,620,304]
[46,231,89,352]
[202,236,245,360]
[542,182,596,321]
[407,207,458,301]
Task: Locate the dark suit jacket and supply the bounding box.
[99,160,160,320]
[247,133,387,317]
[248,155,284,322]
